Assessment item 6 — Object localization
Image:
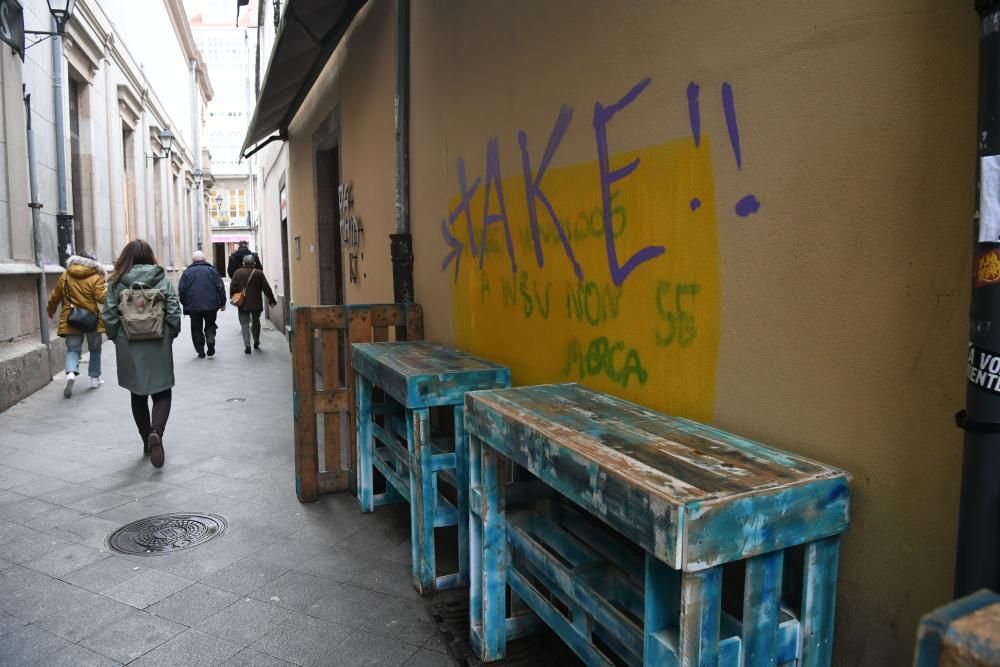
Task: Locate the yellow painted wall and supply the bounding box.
[284,0,976,662]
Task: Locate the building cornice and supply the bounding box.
[165,0,213,102]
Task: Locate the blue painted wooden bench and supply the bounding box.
[915,589,1000,666]
[465,383,851,666]
[352,340,511,596]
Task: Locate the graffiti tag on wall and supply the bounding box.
[441,77,756,421]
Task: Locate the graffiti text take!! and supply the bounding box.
[447,76,731,423]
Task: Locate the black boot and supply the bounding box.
[244,345,251,354]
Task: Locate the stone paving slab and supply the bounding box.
[0,308,459,665]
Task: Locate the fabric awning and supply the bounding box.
[241,0,366,157]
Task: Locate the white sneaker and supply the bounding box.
[63,372,76,398]
[90,376,104,389]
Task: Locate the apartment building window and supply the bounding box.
[229,189,246,220]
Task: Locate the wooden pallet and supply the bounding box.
[290,303,423,502]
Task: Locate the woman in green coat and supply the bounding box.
[103,239,181,468]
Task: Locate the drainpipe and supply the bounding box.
[391,0,413,303]
[955,0,1000,597]
[25,90,52,371]
[52,22,72,265]
[190,59,203,250]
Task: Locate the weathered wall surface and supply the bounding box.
[287,0,396,307]
[406,1,976,663]
[279,0,976,660]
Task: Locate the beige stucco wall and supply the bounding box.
[287,0,396,307]
[284,0,976,662]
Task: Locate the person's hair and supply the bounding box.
[192,250,206,262]
[109,239,157,285]
[238,240,248,246]
[242,253,256,266]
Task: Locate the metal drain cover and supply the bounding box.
[107,513,227,556]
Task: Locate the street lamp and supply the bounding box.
[47,0,76,33]
[215,193,224,211]
[24,0,77,48]
[159,128,174,159]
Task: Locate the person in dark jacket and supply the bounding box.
[230,253,276,354]
[226,240,261,279]
[178,251,226,358]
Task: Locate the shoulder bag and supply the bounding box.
[230,269,256,307]
[64,282,98,332]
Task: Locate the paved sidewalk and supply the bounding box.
[0,307,454,666]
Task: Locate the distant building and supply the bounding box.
[0,0,213,412]
[186,0,256,278]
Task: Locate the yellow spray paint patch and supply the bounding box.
[448,138,719,422]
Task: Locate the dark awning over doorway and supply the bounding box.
[241,0,365,158]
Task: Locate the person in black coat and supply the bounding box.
[227,240,262,279]
[178,251,226,358]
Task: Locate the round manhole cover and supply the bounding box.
[107,513,227,556]
[225,397,246,403]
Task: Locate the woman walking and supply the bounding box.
[47,251,107,398]
[230,253,276,354]
[103,240,181,468]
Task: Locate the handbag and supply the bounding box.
[67,300,98,332]
[230,269,256,307]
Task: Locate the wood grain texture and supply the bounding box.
[352,341,511,409]
[916,589,1000,667]
[290,304,424,502]
[464,383,850,570]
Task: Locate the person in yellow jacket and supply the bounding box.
[47,251,107,398]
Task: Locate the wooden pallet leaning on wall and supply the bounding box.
[291,303,424,502]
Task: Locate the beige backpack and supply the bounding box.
[118,283,165,340]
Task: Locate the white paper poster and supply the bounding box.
[980,155,1000,242]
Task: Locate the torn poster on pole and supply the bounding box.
[980,155,1000,242]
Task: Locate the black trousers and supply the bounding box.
[130,389,171,442]
[189,310,218,353]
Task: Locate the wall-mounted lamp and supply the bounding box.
[24,0,78,50]
[145,128,175,163]
[193,169,202,186]
[215,193,224,210]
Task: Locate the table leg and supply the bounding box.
[679,566,721,667]
[644,553,680,666]
[469,434,485,655]
[454,405,470,587]
[743,550,784,667]
[801,535,840,667]
[479,443,508,661]
[408,407,435,595]
[356,374,374,513]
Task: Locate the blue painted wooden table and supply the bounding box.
[465,383,851,667]
[351,341,510,596]
[915,589,1000,666]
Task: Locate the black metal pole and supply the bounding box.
[391,0,413,304]
[955,0,1000,597]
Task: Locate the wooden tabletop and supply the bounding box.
[352,341,511,409]
[464,383,850,571]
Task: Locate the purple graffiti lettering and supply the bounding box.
[593,78,665,287]
[456,158,478,257]
[734,195,760,217]
[690,198,702,212]
[722,82,742,169]
[440,219,464,282]
[687,82,700,148]
[480,137,518,274]
[518,105,583,280]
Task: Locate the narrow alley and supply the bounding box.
[0,309,452,666]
